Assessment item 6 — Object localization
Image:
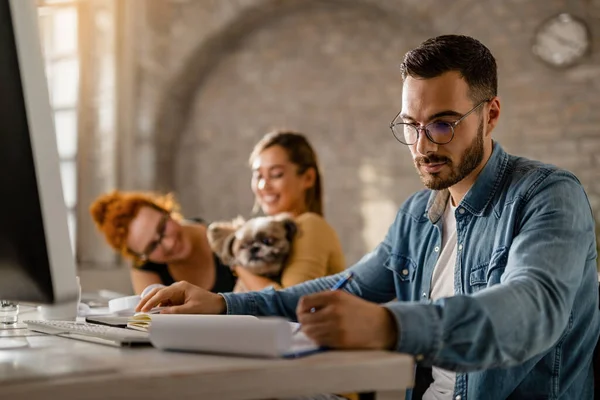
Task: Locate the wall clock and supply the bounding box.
[532,13,591,68]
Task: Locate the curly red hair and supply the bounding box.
[89,190,180,261]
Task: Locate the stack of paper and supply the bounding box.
[127,314,322,358]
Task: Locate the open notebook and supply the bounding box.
[126,314,322,358]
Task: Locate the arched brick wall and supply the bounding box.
[152,0,431,262]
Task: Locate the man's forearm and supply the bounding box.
[220,273,347,319]
[384,280,575,371]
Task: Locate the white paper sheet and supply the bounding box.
[147,315,320,358]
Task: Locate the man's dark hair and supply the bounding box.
[400,35,497,103]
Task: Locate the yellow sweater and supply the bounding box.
[278,212,345,288]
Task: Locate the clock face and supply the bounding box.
[532,13,591,68]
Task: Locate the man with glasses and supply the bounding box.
[138,35,600,399]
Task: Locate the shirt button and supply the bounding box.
[422,292,427,298]
[434,246,440,252]
[415,354,424,361]
[458,244,463,251]
[458,208,465,214]
[401,269,409,276]
[455,396,462,400]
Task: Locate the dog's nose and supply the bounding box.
[250,245,261,255]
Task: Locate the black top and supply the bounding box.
[137,218,237,293]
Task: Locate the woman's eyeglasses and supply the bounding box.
[136,213,170,261]
[389,99,490,145]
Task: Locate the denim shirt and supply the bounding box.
[221,142,600,399]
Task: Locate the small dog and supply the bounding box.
[207,214,297,292]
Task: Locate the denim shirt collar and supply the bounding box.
[426,141,509,224]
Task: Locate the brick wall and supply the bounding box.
[126,0,600,265]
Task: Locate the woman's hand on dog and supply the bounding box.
[136,281,226,315]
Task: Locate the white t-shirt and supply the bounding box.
[423,201,457,400]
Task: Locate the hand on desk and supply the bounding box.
[296,290,398,351]
[136,281,225,315]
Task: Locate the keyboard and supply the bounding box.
[25,320,151,347]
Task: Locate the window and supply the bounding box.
[37,0,79,251]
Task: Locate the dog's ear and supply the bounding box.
[279,216,297,242]
[272,212,297,242]
[232,215,246,229]
[206,222,238,265]
[283,219,297,242]
[220,234,236,265]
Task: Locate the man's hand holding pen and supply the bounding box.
[296,276,398,351]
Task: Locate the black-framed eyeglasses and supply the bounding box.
[389,99,490,145]
[135,213,170,261]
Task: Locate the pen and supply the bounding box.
[329,271,354,291]
[293,272,354,335]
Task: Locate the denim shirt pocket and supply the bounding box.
[384,254,418,301]
[384,254,417,282]
[469,246,509,292]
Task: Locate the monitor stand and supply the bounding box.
[38,300,78,321]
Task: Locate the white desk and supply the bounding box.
[0,319,414,400]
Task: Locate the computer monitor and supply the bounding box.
[0,0,78,305]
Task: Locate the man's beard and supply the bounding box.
[414,120,484,190]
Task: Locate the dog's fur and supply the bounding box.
[207,214,297,292]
